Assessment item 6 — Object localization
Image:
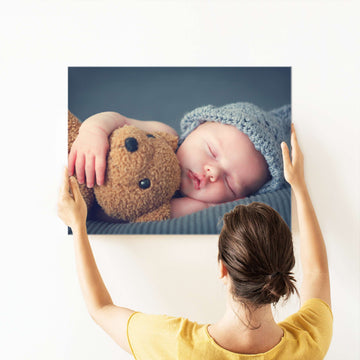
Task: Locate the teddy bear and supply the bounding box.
[68,111,181,222]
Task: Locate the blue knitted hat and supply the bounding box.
[178,102,291,195]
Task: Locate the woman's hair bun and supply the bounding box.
[218,202,298,306]
[262,271,297,303]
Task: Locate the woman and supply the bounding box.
[58,125,332,359]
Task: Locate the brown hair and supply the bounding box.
[218,202,298,307]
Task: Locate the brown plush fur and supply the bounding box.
[68,111,181,222]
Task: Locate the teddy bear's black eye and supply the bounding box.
[125,137,138,152]
[139,178,151,189]
[146,134,155,138]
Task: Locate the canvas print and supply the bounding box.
[68,67,291,234]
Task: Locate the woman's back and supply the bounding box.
[127,299,332,360]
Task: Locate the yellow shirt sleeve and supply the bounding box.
[279,298,333,359]
[127,312,185,360]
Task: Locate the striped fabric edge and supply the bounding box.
[85,185,291,235]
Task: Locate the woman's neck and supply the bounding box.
[208,298,284,354]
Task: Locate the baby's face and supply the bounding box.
[176,122,270,204]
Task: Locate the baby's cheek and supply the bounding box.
[175,146,187,166]
[179,175,192,196]
[236,185,249,199]
[202,183,229,204]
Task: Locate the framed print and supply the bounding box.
[68,67,291,234]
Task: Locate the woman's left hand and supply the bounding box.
[58,168,87,230]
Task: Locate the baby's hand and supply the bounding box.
[281,124,306,191]
[68,122,109,188]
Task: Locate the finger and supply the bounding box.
[59,166,70,198]
[69,176,82,202]
[75,154,85,184]
[281,142,292,169]
[68,148,77,176]
[95,156,106,186]
[85,155,95,188]
[290,124,303,162]
[290,124,298,152]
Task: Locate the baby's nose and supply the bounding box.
[205,165,221,182]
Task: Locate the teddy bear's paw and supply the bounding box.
[134,203,171,222]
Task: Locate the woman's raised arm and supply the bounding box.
[57,168,135,353]
[281,125,331,307]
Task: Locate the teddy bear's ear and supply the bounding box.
[155,132,179,152]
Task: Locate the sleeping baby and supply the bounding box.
[68,102,291,218]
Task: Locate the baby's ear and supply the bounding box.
[155,132,178,152]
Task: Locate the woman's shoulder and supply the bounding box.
[278,298,333,358]
[280,298,333,329]
[127,313,207,359]
[128,312,205,336]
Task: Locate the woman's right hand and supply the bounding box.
[281,124,306,192]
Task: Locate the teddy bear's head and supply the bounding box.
[93,125,181,222]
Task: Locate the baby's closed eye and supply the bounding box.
[207,143,217,159]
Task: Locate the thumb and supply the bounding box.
[69,176,82,202]
[281,142,292,170]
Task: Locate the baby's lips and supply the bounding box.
[187,170,204,190]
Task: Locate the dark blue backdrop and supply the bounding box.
[68,67,291,133]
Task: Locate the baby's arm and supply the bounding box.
[170,197,212,218]
[68,111,177,188]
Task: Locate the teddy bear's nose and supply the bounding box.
[125,137,138,152]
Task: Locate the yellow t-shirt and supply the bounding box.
[127,298,333,360]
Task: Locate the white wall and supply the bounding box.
[1,1,359,359]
